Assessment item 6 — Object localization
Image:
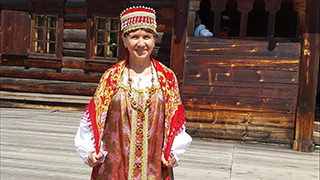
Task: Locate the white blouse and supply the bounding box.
[74,71,192,167]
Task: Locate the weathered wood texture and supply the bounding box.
[184,37,300,143]
[170,0,189,93]
[0,107,319,180]
[0,66,102,83]
[63,29,86,58]
[0,10,30,56]
[293,0,320,152]
[64,0,87,29]
[0,77,97,96]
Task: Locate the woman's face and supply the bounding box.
[122,29,157,62]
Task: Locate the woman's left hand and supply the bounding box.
[161,153,176,168]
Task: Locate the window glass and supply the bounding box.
[93,17,119,58]
[32,14,57,55]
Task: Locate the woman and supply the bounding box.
[75,6,192,180]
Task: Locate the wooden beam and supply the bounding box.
[0,66,102,83]
[265,0,282,38]
[293,0,320,152]
[237,0,255,37]
[0,77,97,96]
[211,0,228,37]
[170,0,189,98]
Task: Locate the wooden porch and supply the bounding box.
[0,107,319,180]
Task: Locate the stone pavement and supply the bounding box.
[1,107,319,180]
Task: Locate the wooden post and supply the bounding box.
[211,0,228,37]
[85,17,93,60]
[293,0,306,38]
[170,0,189,97]
[293,0,320,152]
[265,0,282,38]
[56,15,64,59]
[237,0,255,37]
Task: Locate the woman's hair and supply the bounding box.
[123,28,158,38]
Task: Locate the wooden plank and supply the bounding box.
[27,2,64,13]
[293,0,320,152]
[186,42,301,58]
[187,125,294,143]
[0,56,26,66]
[183,95,297,113]
[86,1,127,17]
[156,8,174,18]
[187,36,299,43]
[1,10,30,56]
[62,57,85,69]
[84,60,114,72]
[64,7,86,15]
[64,14,87,22]
[186,56,300,71]
[185,109,295,128]
[63,42,86,50]
[1,55,63,69]
[85,18,93,59]
[127,1,174,10]
[26,59,62,69]
[183,82,298,100]
[0,91,91,104]
[63,49,85,57]
[170,0,189,97]
[184,68,299,84]
[1,107,318,180]
[56,16,64,59]
[0,77,97,96]
[64,22,87,29]
[63,29,86,43]
[0,66,102,83]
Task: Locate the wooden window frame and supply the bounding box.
[86,15,123,63]
[29,13,63,59]
[92,16,120,59]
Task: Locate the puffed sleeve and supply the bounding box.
[74,109,107,166]
[170,125,192,167]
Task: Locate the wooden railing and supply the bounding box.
[188,0,306,38]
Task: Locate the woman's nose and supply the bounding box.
[137,37,145,46]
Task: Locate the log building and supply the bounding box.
[0,0,319,152]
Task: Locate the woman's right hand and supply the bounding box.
[88,152,103,167]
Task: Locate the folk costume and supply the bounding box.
[75,6,192,180]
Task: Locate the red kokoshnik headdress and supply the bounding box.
[120,6,158,35]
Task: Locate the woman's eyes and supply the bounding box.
[130,35,151,40]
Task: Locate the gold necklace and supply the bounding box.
[127,62,156,118]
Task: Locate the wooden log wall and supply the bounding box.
[184,37,300,143]
[0,0,175,97]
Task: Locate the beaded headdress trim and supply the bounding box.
[120,6,157,35]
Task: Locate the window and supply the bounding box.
[93,17,119,58]
[32,14,57,55]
